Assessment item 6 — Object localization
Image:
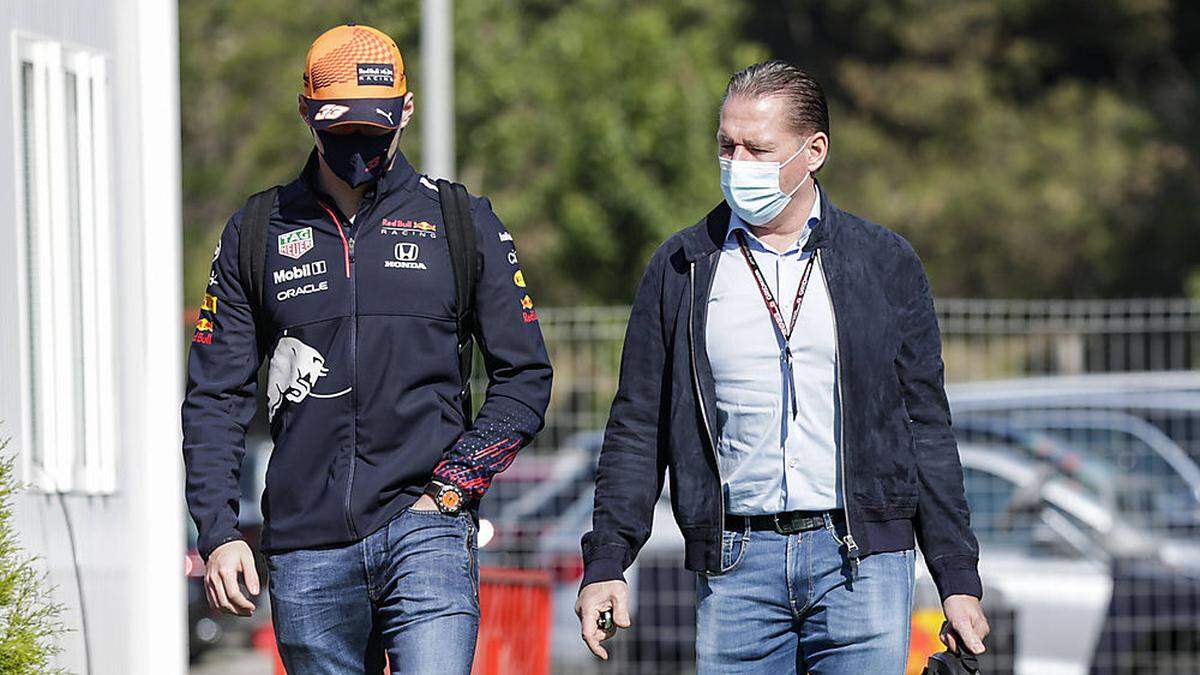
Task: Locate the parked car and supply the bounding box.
[948,371,1200,410]
[506,433,1015,673]
[949,374,1200,460]
[951,444,1200,674]
[953,416,1112,495]
[961,409,1200,535]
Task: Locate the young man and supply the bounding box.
[182,23,552,673]
[576,60,988,673]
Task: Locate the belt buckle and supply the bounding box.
[772,512,787,534]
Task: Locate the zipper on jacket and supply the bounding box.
[321,202,359,539]
[321,203,353,279]
[345,238,359,540]
[819,249,859,575]
[689,262,725,563]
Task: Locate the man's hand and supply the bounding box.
[411,494,440,511]
[205,540,259,617]
[941,594,989,655]
[575,580,631,660]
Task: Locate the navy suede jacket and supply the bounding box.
[582,189,982,601]
[182,151,552,560]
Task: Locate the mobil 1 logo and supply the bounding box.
[274,260,330,302]
[273,260,327,285]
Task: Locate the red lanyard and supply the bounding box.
[733,228,818,419]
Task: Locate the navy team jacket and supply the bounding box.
[182,150,553,560]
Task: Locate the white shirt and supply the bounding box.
[705,188,841,514]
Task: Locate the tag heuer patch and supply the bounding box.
[278,227,314,259]
[357,63,395,87]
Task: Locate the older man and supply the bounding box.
[576,60,988,673]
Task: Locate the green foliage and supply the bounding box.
[750,0,1200,297]
[437,0,764,302]
[180,0,761,305]
[180,0,1200,305]
[0,437,66,674]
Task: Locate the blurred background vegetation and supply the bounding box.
[180,0,1200,309]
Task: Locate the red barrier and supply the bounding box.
[250,621,286,675]
[253,566,553,675]
[472,567,554,675]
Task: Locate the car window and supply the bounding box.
[1142,410,1200,463]
[963,467,1029,547]
[962,466,1083,557]
[1036,426,1197,529]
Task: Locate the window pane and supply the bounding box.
[66,70,87,473]
[20,60,41,467]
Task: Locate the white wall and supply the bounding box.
[0,1,186,672]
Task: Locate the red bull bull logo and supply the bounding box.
[520,294,534,310]
[267,336,352,421]
[195,317,214,332]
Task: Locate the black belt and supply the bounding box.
[726,509,841,535]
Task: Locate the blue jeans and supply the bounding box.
[696,513,915,674]
[267,507,480,674]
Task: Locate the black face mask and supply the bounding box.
[315,128,397,188]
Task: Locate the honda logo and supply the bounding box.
[394,243,420,261]
[385,242,427,270]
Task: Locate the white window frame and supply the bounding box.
[12,32,116,494]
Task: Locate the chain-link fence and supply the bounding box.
[476,299,1200,674]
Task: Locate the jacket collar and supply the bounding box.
[682,179,837,262]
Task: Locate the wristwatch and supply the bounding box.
[424,481,465,515]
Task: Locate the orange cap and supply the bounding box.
[302,23,407,129]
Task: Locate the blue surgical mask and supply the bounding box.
[719,145,809,226]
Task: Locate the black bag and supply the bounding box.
[236,180,478,422]
[923,649,980,674]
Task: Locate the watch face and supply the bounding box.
[437,486,462,513]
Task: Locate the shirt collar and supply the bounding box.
[727,184,822,253]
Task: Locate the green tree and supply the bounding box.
[180,0,763,306]
[180,0,372,311]
[430,0,763,302]
[180,1,1200,305]
[0,437,66,674]
[749,0,1200,298]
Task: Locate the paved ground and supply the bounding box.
[189,647,273,675]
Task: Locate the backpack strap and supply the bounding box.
[237,186,279,349]
[436,178,477,423]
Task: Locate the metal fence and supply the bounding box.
[474,298,1200,674]
[520,299,1200,453]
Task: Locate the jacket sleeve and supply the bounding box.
[895,239,983,601]
[431,197,553,502]
[579,247,670,588]
[181,213,263,561]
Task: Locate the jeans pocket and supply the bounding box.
[407,504,458,518]
[465,517,479,599]
[719,527,749,573]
